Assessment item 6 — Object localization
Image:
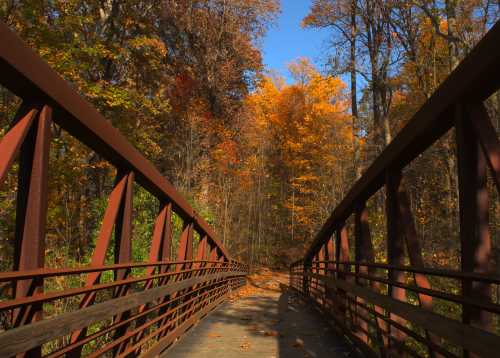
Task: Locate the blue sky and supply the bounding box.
[262,0,331,83]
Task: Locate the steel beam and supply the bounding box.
[0,21,229,260]
[456,103,492,358]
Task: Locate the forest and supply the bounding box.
[0,0,498,275]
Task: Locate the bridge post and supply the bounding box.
[456,103,492,357]
[396,183,441,357]
[196,235,208,263]
[317,248,325,306]
[159,203,173,279]
[353,204,369,344]
[209,242,218,262]
[12,104,51,358]
[302,256,312,297]
[385,169,408,352]
[178,221,194,262]
[323,237,335,311]
[312,252,318,300]
[335,224,349,324]
[113,171,134,286]
[112,171,135,354]
[354,201,388,351]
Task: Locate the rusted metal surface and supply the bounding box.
[291,20,500,358]
[0,20,247,357]
[0,20,228,260]
[456,102,492,358]
[303,20,500,261]
[0,268,246,357]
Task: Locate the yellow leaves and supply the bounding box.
[292,338,305,349]
[212,139,239,173]
[288,57,317,85]
[294,174,320,183]
[207,332,222,338]
[241,58,355,241]
[128,36,167,57]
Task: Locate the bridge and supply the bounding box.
[0,17,499,358]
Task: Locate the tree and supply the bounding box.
[235,59,353,265]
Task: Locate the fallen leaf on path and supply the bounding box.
[264,330,279,336]
[292,338,304,349]
[247,324,259,331]
[207,332,222,338]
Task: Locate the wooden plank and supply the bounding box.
[0,271,246,357]
[139,291,228,358]
[306,272,500,358]
[45,278,229,358]
[289,286,378,358]
[90,282,231,357]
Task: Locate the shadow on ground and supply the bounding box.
[164,284,357,357]
[277,291,355,357]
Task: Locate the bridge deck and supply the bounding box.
[164,271,354,358]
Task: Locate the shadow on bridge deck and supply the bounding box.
[163,287,356,357]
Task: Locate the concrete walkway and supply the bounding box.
[163,273,356,358]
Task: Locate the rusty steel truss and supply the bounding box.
[291,21,500,358]
[0,21,247,357]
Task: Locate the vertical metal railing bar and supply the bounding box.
[11,104,52,358]
[385,169,408,354]
[456,102,492,358]
[111,171,135,355]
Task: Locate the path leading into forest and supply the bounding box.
[164,268,356,358]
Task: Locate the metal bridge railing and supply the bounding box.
[0,21,247,357]
[291,20,500,358]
